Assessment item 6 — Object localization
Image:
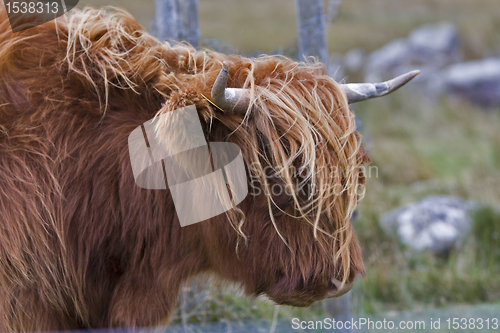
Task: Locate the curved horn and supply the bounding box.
[211,61,249,113]
[342,70,420,104]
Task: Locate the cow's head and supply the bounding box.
[47,7,417,307]
[153,56,418,306]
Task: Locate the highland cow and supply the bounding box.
[0,6,417,331]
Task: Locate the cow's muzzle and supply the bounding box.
[327,278,354,298]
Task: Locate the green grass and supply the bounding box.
[470,207,500,269]
[169,281,327,326]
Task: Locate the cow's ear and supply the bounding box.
[162,88,202,110]
[159,88,213,122]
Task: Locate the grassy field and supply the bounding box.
[76,0,500,58]
[353,95,500,314]
[75,0,500,327]
[164,301,500,332]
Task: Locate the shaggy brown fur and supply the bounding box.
[0,6,369,331]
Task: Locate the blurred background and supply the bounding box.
[74,0,500,331]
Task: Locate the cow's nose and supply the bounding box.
[328,278,354,298]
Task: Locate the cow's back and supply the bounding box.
[0,6,177,330]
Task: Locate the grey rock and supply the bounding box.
[439,58,500,107]
[380,195,477,254]
[364,22,461,85]
[364,38,410,82]
[408,22,461,66]
[362,23,499,107]
[343,47,365,73]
